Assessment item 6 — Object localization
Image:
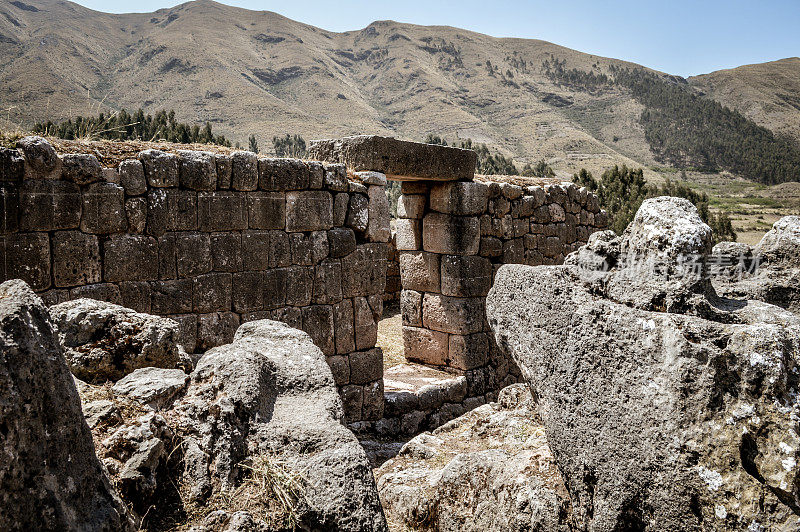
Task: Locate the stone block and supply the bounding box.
[193,272,232,312]
[500,183,523,200]
[313,259,342,304]
[327,227,356,258]
[333,192,349,226]
[103,234,158,281]
[448,333,489,370]
[346,193,369,233]
[289,232,313,265]
[429,181,489,215]
[16,136,59,177]
[52,231,100,287]
[542,236,563,258]
[232,271,265,312]
[308,161,324,189]
[353,296,377,350]
[395,218,422,250]
[119,159,146,196]
[241,230,270,271]
[268,306,303,331]
[503,238,525,264]
[333,298,355,354]
[247,191,285,230]
[397,194,425,219]
[153,189,197,232]
[19,180,81,231]
[125,197,147,234]
[119,281,151,313]
[354,171,387,186]
[308,135,476,181]
[367,185,391,242]
[61,154,103,185]
[422,293,486,334]
[322,163,349,192]
[362,243,388,296]
[440,255,492,297]
[400,289,423,327]
[0,147,24,183]
[0,233,50,289]
[198,191,247,231]
[267,230,291,268]
[302,304,335,356]
[341,385,363,422]
[157,233,177,279]
[549,203,566,222]
[230,151,258,191]
[263,268,288,310]
[258,158,310,190]
[81,182,126,234]
[534,205,551,224]
[178,150,217,191]
[196,312,239,351]
[171,314,197,354]
[215,154,232,189]
[285,265,313,307]
[362,379,385,421]
[422,213,480,255]
[479,236,502,257]
[150,279,192,314]
[175,232,212,278]
[398,251,440,293]
[350,348,383,385]
[403,326,449,366]
[326,355,350,386]
[140,149,179,187]
[69,283,121,305]
[286,191,333,232]
[0,185,18,233]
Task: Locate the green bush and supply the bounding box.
[574,165,737,243]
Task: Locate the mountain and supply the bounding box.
[1,0,799,182]
[689,58,800,143]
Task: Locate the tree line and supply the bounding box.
[574,165,736,243]
[543,62,800,184]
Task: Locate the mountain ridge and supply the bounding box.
[1,0,798,181]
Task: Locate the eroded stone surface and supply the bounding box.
[488,197,800,530]
[308,135,476,181]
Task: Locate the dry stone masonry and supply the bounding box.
[1,136,390,422]
[3,134,606,426]
[310,135,608,433]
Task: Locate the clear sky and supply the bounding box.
[71,0,800,77]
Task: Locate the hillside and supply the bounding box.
[689,58,800,142]
[1,0,799,184]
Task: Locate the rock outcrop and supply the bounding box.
[174,319,387,531]
[376,384,572,531]
[714,215,800,314]
[487,198,800,530]
[50,298,183,382]
[0,280,132,531]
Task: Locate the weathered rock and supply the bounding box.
[714,216,800,314]
[61,153,104,184]
[112,367,189,410]
[308,135,477,181]
[16,135,59,176]
[0,279,132,531]
[173,319,387,531]
[488,197,800,530]
[376,384,571,531]
[50,298,182,382]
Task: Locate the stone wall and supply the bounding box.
[0,137,390,422]
[394,177,607,418]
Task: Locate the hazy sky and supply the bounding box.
[71,0,800,77]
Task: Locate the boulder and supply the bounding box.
[487,197,800,530]
[50,298,182,383]
[714,216,800,314]
[0,279,132,531]
[173,319,387,531]
[112,367,189,410]
[376,384,571,531]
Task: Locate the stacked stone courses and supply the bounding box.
[396,177,608,402]
[0,137,391,422]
